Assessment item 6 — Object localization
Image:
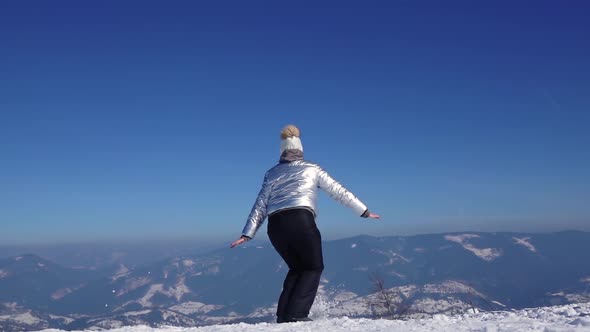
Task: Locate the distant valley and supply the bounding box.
[1,231,589,331]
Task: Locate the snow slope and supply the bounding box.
[38,302,590,332]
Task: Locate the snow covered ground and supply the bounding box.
[38,302,590,332]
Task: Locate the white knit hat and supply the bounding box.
[280,125,303,154]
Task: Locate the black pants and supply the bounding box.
[268,208,324,320]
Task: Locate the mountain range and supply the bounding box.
[1,231,589,331]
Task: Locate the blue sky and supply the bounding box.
[1,1,589,245]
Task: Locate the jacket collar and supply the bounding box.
[279,149,304,163]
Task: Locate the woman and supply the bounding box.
[230,124,380,323]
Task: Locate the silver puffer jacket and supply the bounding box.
[241,160,368,239]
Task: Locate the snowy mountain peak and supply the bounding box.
[444,234,480,242]
[444,234,502,261]
[513,237,537,252]
[2,231,590,331]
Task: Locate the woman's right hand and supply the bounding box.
[230,236,250,248]
[368,212,380,219]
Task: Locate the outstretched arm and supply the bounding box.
[317,166,379,218]
[230,174,271,248]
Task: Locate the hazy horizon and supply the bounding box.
[1,225,588,248]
